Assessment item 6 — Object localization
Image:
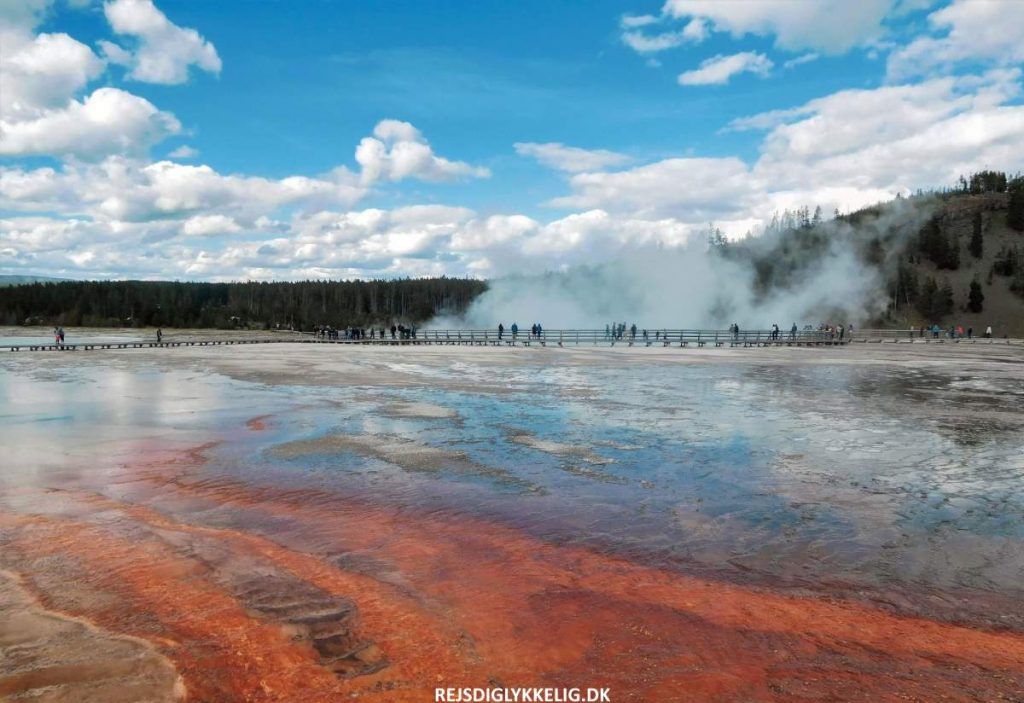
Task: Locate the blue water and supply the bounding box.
[2,353,1022,601]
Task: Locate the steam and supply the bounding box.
[435,196,933,329]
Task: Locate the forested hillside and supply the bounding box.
[712,170,1024,336]
[0,278,487,329]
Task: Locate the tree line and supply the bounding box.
[0,278,488,329]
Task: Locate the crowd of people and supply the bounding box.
[309,321,999,344]
[313,324,418,340]
[496,323,545,340]
[913,324,993,339]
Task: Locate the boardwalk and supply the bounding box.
[3,328,1021,353]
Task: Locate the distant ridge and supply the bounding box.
[0,275,68,287]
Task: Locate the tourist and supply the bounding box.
[58,327,65,344]
[157,328,162,343]
[53,327,59,345]
[498,323,504,340]
[985,325,992,338]
[967,326,973,339]
[511,322,518,339]
[791,323,797,340]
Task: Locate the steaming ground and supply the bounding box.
[2,341,1023,700]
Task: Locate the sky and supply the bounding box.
[1,0,1023,281]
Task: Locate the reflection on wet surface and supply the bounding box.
[2,347,1024,700]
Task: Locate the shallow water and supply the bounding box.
[3,355,1022,602]
[2,348,1024,700]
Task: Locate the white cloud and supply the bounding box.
[0,31,104,119]
[181,214,241,237]
[548,157,754,220]
[620,14,659,28]
[0,156,366,222]
[887,0,1024,80]
[355,119,490,184]
[0,3,194,162]
[102,0,221,84]
[622,18,707,53]
[541,69,1024,233]
[168,144,199,159]
[663,0,895,53]
[514,142,631,173]
[678,52,773,86]
[5,0,1024,285]
[450,214,539,251]
[751,70,1024,195]
[783,53,820,69]
[0,87,181,159]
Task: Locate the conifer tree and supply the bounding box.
[1009,186,1024,232]
[968,279,985,313]
[969,211,983,258]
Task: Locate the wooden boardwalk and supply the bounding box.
[3,329,1020,353]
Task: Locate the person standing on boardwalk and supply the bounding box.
[53,327,60,345]
[498,323,504,340]
[156,328,162,343]
[985,325,992,338]
[58,327,65,344]
[511,322,518,339]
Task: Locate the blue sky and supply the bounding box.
[2,0,1023,280]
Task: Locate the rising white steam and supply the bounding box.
[435,197,933,329]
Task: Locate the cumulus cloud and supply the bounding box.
[181,214,241,237]
[678,52,774,86]
[663,0,895,53]
[4,0,1024,288]
[0,2,192,161]
[101,0,221,84]
[538,68,1024,232]
[514,142,631,173]
[548,157,755,221]
[355,119,491,184]
[0,87,181,159]
[0,156,366,222]
[750,70,1024,194]
[887,0,1024,80]
[0,31,104,119]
